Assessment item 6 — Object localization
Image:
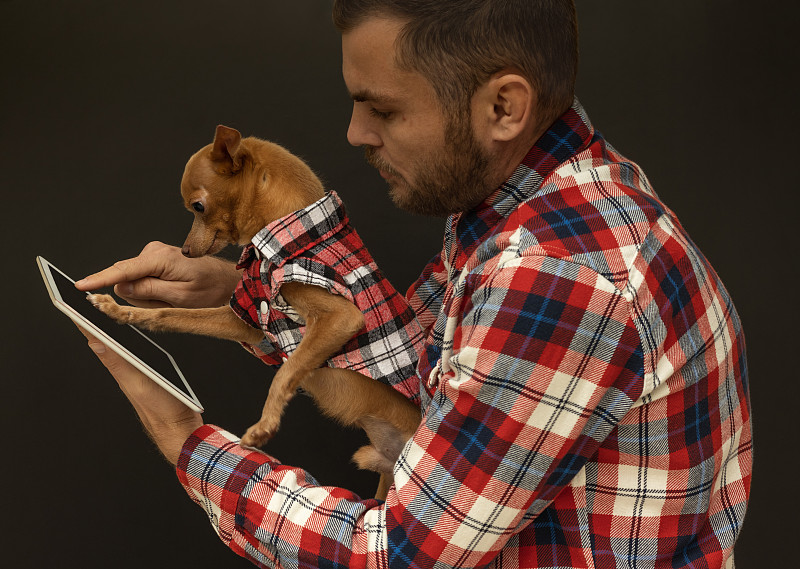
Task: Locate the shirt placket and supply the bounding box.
[425,214,465,393]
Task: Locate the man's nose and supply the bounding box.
[347,105,382,148]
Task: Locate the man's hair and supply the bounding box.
[333,0,578,131]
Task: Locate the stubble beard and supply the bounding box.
[363,117,495,218]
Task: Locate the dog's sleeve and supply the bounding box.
[269,257,355,309]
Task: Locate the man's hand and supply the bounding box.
[76,326,203,465]
[75,241,241,308]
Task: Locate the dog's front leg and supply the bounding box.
[239,282,365,447]
[88,294,264,344]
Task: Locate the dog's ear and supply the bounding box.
[210,125,245,172]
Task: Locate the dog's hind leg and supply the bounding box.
[301,367,420,499]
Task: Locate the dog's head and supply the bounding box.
[180,125,324,258]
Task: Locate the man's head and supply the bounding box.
[336,0,578,216]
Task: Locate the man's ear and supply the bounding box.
[210,125,244,172]
[474,73,536,143]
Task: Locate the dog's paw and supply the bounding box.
[240,421,277,448]
[87,293,133,324]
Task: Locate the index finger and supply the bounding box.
[75,256,157,291]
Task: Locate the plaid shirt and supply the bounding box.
[177,100,752,568]
[229,191,423,393]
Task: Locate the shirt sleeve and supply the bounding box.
[177,254,645,569]
[177,425,389,568]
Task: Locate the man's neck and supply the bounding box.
[487,124,548,191]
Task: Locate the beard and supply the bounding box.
[363,118,495,217]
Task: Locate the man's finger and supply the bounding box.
[77,326,107,354]
[75,242,173,291]
[75,258,148,291]
[114,277,181,308]
[75,325,130,374]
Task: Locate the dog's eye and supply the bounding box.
[192,202,205,213]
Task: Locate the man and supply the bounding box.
[75,1,752,567]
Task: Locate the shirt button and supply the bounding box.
[259,301,269,314]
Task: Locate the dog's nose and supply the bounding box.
[181,245,192,257]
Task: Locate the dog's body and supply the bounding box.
[90,125,423,498]
[229,190,422,390]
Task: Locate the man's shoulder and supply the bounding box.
[491,138,670,285]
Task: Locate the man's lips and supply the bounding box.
[375,163,400,181]
[363,146,398,181]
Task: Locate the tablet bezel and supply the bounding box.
[36,256,204,413]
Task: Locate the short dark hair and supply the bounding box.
[333,0,578,130]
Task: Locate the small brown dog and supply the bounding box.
[89,125,421,498]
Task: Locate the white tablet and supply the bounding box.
[37,256,204,413]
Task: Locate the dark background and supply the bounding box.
[1,1,796,566]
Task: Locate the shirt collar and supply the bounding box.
[237,191,349,268]
[447,98,595,269]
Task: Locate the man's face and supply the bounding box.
[342,17,493,217]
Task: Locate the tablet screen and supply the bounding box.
[38,257,203,412]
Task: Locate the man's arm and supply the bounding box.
[385,255,644,567]
[174,255,644,568]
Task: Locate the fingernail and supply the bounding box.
[75,279,87,288]
[89,342,106,354]
[118,283,133,295]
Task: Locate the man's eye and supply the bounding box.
[192,202,205,213]
[369,108,393,120]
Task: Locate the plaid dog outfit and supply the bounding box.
[229,191,423,394]
[179,100,752,568]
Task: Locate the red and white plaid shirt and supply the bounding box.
[229,191,423,393]
[177,100,752,568]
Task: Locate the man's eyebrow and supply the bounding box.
[349,89,398,105]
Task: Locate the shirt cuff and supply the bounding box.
[239,339,284,367]
[176,425,280,540]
